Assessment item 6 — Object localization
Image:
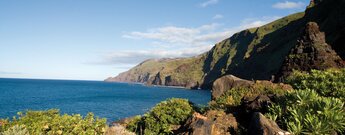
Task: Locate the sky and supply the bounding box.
[0,0,309,80]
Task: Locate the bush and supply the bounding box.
[2,125,29,135]
[266,89,345,134]
[286,68,345,101]
[209,81,290,110]
[0,109,107,135]
[127,98,194,135]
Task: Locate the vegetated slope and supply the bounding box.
[105,56,206,89]
[106,0,345,89]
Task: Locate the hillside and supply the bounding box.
[106,0,345,89]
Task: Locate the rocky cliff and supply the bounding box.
[106,0,345,89]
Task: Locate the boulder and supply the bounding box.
[212,75,254,100]
[177,111,238,135]
[248,112,290,135]
[242,94,273,114]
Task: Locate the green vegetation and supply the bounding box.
[127,98,193,135]
[266,69,345,134]
[286,68,345,101]
[209,81,289,111]
[266,89,345,134]
[0,109,106,135]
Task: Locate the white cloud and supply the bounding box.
[239,16,281,29]
[101,45,213,65]
[122,23,223,47]
[101,16,281,65]
[273,1,305,9]
[213,14,223,19]
[200,0,219,7]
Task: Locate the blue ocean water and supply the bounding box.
[0,78,210,122]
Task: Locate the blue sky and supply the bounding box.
[0,0,309,80]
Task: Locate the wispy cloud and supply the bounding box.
[213,14,224,19]
[123,23,224,47]
[199,0,219,7]
[98,16,281,66]
[100,45,213,65]
[273,1,305,9]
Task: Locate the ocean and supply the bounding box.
[0,78,210,122]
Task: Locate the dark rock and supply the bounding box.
[212,75,254,100]
[241,94,273,114]
[177,111,238,135]
[248,112,290,135]
[276,22,344,82]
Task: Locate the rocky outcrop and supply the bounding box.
[248,112,290,135]
[276,22,344,82]
[177,111,237,135]
[212,75,254,100]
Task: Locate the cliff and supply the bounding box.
[106,0,345,89]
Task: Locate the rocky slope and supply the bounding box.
[106,0,345,89]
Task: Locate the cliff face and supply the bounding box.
[106,0,345,89]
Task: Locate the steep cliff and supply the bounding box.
[106,0,345,89]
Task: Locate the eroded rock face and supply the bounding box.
[248,112,290,135]
[212,75,254,100]
[177,111,238,135]
[276,22,344,82]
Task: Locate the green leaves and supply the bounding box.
[0,109,106,135]
[267,89,345,134]
[286,68,345,101]
[127,98,193,135]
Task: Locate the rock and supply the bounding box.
[177,111,238,135]
[212,75,254,100]
[105,124,136,135]
[242,94,273,114]
[240,81,292,114]
[248,112,290,135]
[276,22,344,82]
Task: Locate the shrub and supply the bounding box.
[0,109,107,135]
[127,98,194,135]
[286,68,345,101]
[266,89,345,134]
[2,125,29,135]
[209,81,290,110]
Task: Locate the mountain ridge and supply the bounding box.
[106,0,345,89]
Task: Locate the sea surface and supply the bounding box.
[0,78,210,122]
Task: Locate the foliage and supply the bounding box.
[209,81,289,110]
[286,68,345,101]
[266,89,345,134]
[0,109,107,135]
[2,125,29,135]
[126,98,194,135]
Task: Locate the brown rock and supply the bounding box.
[248,112,290,135]
[177,111,238,135]
[212,75,254,100]
[276,22,344,82]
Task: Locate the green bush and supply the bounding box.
[266,89,345,134]
[127,98,194,135]
[209,81,289,110]
[286,68,345,101]
[0,109,107,135]
[2,125,29,135]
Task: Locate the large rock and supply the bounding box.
[212,75,254,100]
[276,22,344,82]
[177,111,238,135]
[248,112,290,135]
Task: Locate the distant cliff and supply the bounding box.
[106,0,345,89]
